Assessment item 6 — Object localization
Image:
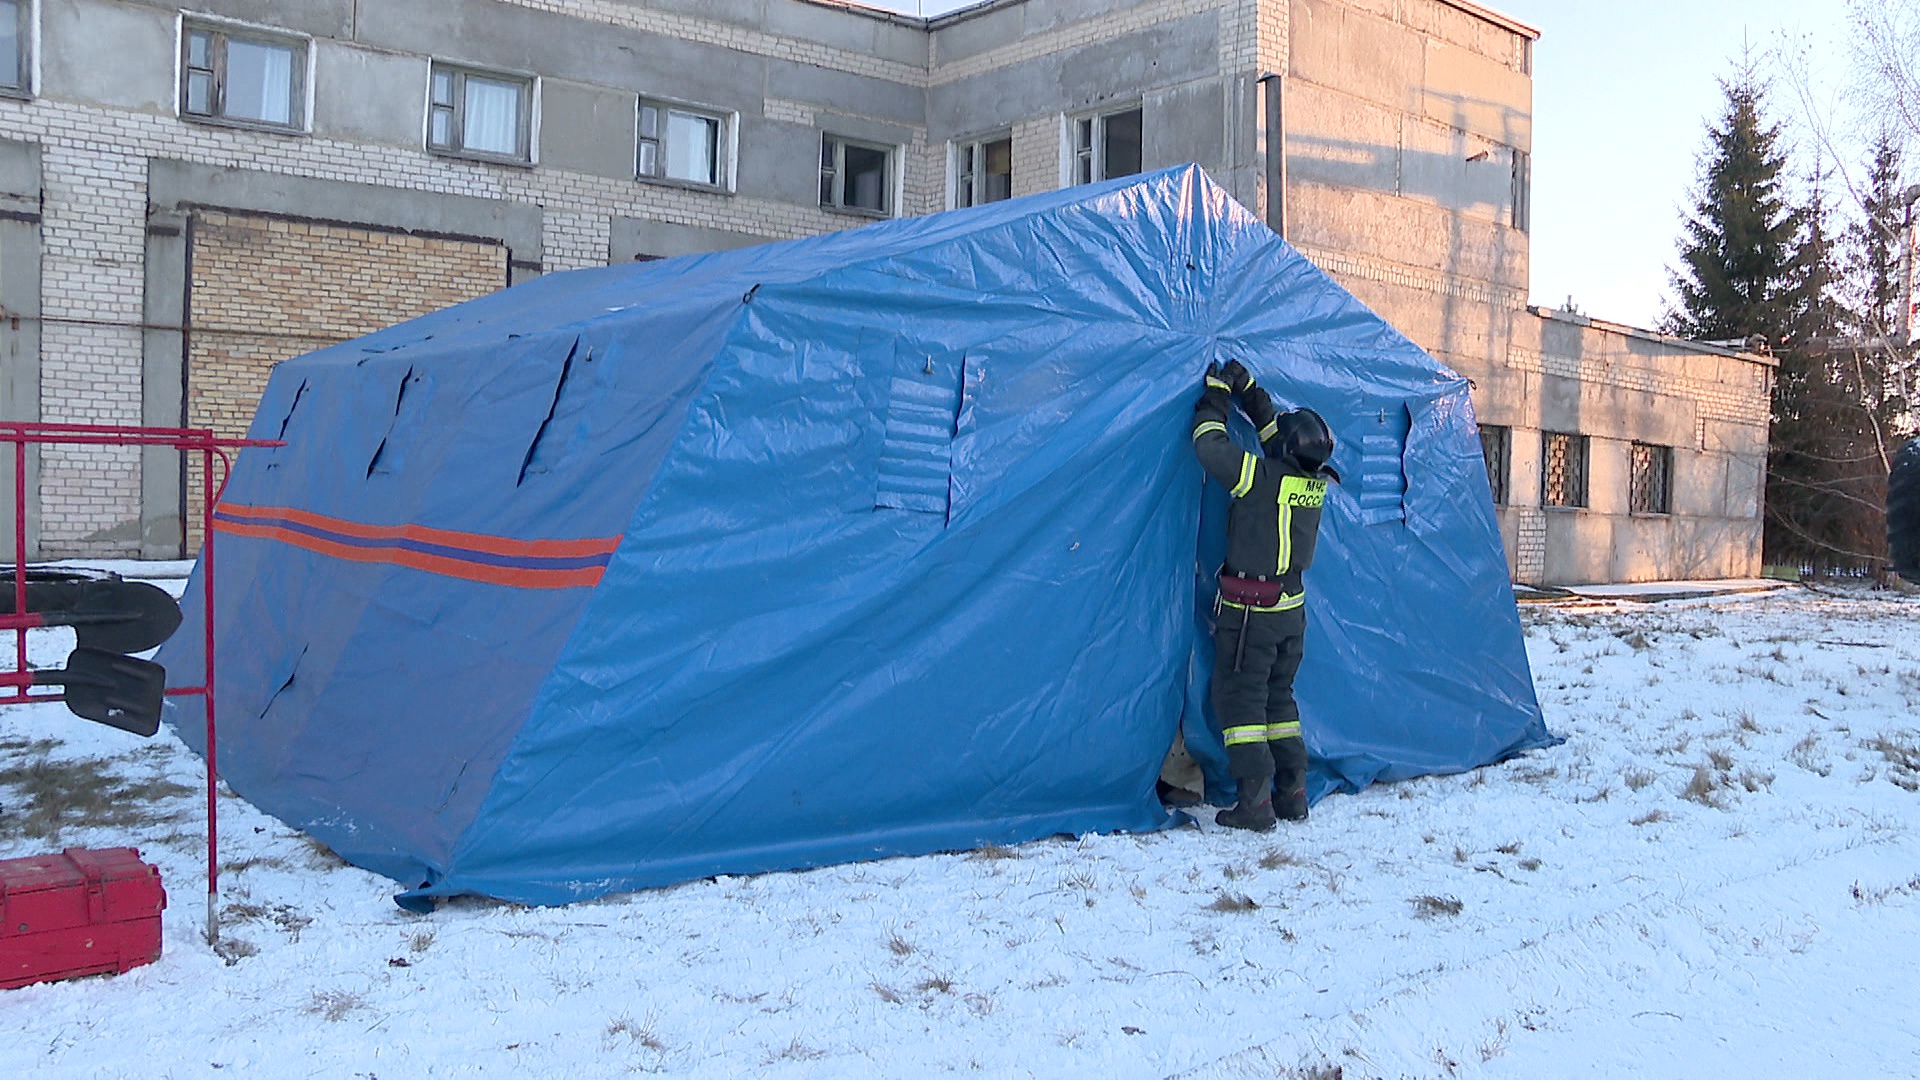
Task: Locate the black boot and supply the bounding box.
[1274,779,1308,822]
[1215,776,1277,832]
[1272,740,1309,822]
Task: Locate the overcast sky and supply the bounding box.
[868,0,1860,330]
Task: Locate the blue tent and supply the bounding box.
[159,166,1550,907]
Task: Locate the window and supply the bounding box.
[428,63,532,162]
[0,1,28,96]
[955,135,1012,208]
[1630,442,1673,514]
[1070,106,1143,185]
[181,21,306,129]
[1511,149,1531,233]
[1479,425,1510,506]
[1541,432,1588,509]
[820,134,893,216]
[638,100,728,188]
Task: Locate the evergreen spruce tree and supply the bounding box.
[1663,73,1803,345]
[1855,136,1908,344]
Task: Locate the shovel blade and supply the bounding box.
[52,580,184,654]
[41,647,166,737]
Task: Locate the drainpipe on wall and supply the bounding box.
[1258,71,1286,242]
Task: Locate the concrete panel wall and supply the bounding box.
[312,44,431,147]
[0,138,39,560]
[43,0,177,114]
[541,80,640,182]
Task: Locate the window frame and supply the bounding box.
[1511,148,1531,233]
[0,0,33,99]
[636,97,735,192]
[178,16,311,132]
[952,132,1013,209]
[1541,431,1589,510]
[1629,441,1674,516]
[1478,424,1511,506]
[425,61,536,165]
[819,132,896,218]
[1066,103,1144,186]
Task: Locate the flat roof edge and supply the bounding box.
[923,0,1542,37]
[1530,306,1778,366]
[1440,0,1541,40]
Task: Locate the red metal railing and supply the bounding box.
[3,422,281,945]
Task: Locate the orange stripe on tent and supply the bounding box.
[217,503,621,560]
[214,519,607,589]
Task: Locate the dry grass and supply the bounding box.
[1623,767,1658,791]
[606,1013,666,1052]
[885,930,913,957]
[1258,846,1299,870]
[916,974,955,994]
[0,742,194,843]
[1410,895,1464,919]
[1206,891,1259,913]
[1864,732,1920,791]
[303,989,367,1022]
[1682,766,1727,807]
[969,844,1020,862]
[1631,809,1669,826]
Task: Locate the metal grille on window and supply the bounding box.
[1479,425,1510,506]
[1631,442,1672,514]
[1543,432,1587,508]
[1073,118,1095,185]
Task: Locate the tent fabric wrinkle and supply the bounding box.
[157,165,1551,908]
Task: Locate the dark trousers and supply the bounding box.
[1211,604,1308,787]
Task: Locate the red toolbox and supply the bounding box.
[0,847,166,989]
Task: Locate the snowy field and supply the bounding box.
[3,579,1918,1078]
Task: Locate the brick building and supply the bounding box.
[0,0,1771,584]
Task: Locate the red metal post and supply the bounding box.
[202,445,219,946]
[0,422,277,952]
[11,440,24,698]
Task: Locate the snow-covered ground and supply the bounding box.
[3,580,1918,1078]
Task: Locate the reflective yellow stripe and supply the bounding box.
[1192,420,1228,440]
[1265,721,1302,740]
[1205,377,1233,392]
[1276,496,1292,575]
[1217,591,1305,613]
[1274,476,1326,574]
[1223,725,1267,747]
[1258,419,1278,442]
[1229,454,1256,498]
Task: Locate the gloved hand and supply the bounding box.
[1204,361,1232,393]
[1220,359,1255,395]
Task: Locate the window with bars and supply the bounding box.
[954,135,1013,208]
[1541,431,1588,508]
[638,99,729,188]
[1069,106,1143,185]
[820,134,894,216]
[1630,442,1673,514]
[1478,424,1510,506]
[427,63,533,162]
[181,20,307,129]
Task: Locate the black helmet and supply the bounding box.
[1264,408,1335,472]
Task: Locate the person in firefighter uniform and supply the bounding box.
[1191,359,1340,831]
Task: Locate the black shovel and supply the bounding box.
[31,647,167,737]
[1,578,183,654]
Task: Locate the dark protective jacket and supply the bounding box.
[1191,382,1338,611]
[1892,438,1920,584]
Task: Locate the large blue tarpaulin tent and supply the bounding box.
[160,166,1550,907]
